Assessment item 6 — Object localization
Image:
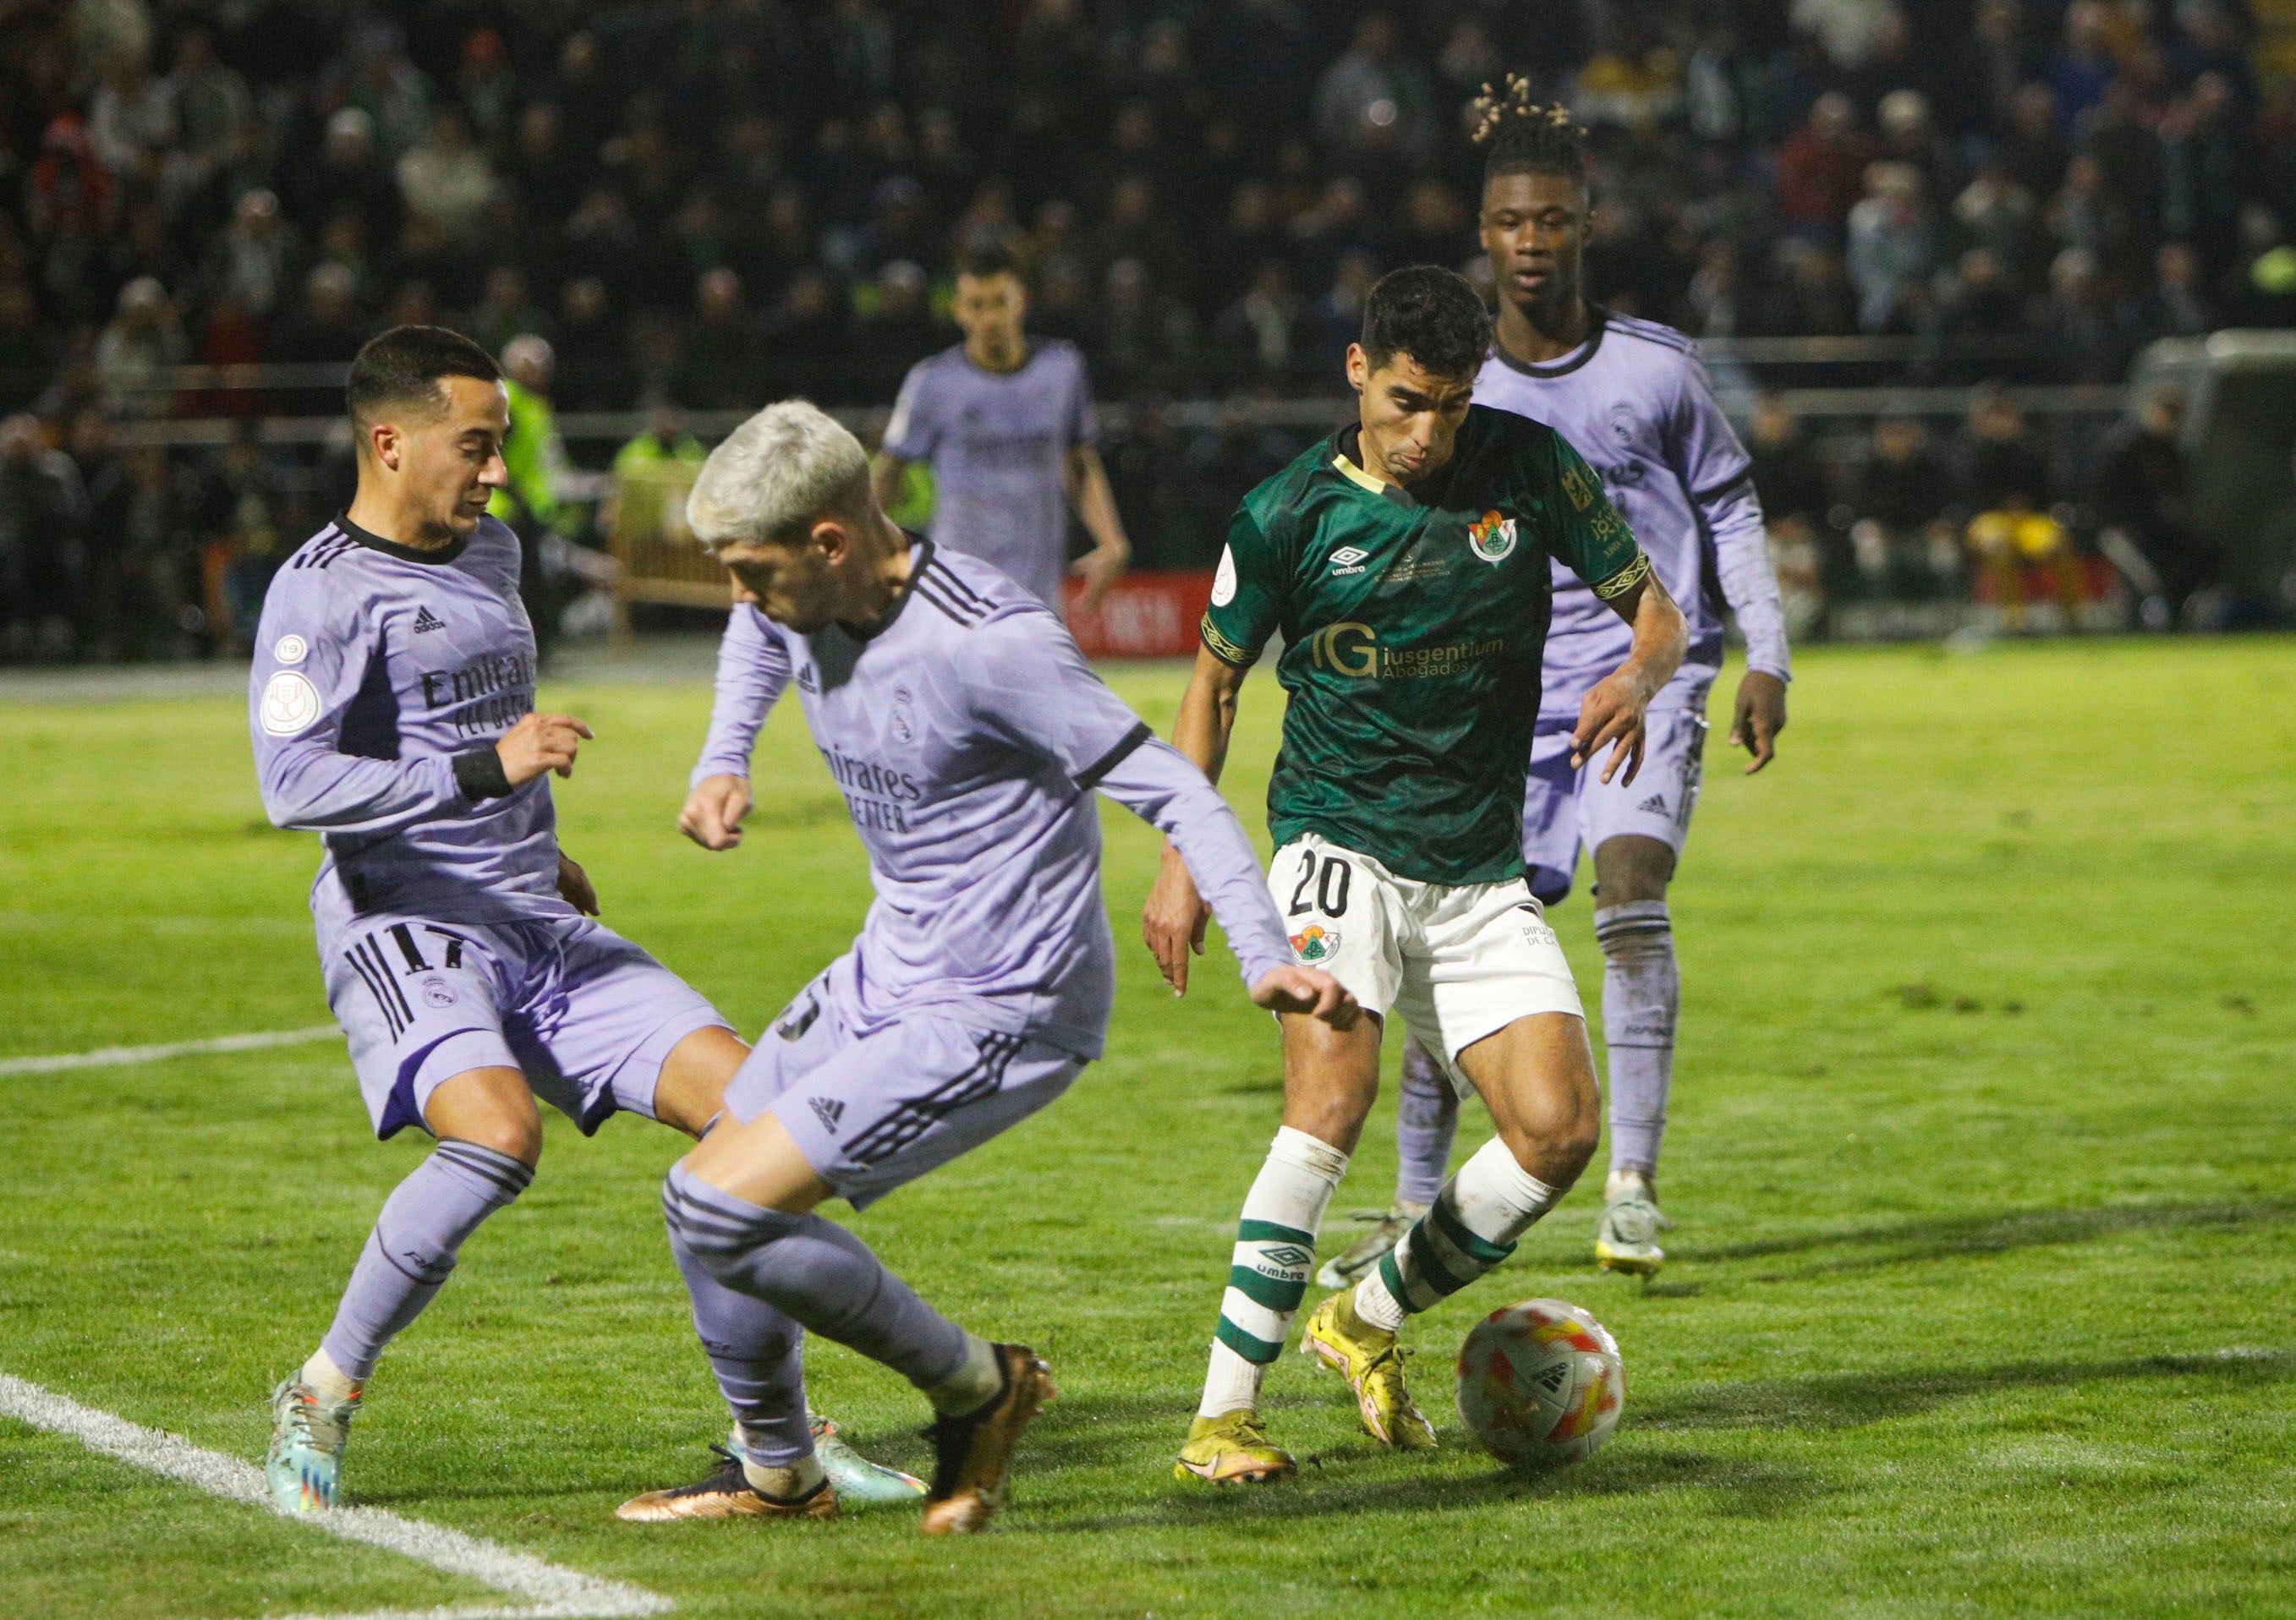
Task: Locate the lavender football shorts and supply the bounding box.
[723,970,1086,1210]
[319,910,732,1140]
[1521,705,1710,904]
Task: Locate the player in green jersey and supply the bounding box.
[1146,266,1687,1483]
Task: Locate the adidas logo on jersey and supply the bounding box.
[1329,545,1369,577]
[1638,794,1668,815]
[808,1096,845,1132]
[413,606,447,633]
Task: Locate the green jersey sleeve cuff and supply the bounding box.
[1200,616,1261,669]
[1591,551,1653,602]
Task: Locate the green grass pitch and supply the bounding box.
[2,638,2292,1619]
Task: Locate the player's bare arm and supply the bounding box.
[678,773,753,850]
[1570,571,1687,785]
[1142,645,1249,993]
[1730,669,1788,773]
[1064,444,1132,610]
[556,851,600,915]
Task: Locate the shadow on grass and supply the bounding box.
[1639,1349,2296,1432]
[1684,1198,2296,1279]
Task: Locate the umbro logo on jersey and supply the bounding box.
[808,1096,845,1132]
[413,606,447,633]
[1329,545,1369,577]
[1638,794,1669,815]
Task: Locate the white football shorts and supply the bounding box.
[1269,833,1584,1096]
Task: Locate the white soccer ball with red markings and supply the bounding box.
[1455,1299,1625,1469]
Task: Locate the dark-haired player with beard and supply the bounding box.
[1144,267,1688,1483]
[1318,84,1795,1295]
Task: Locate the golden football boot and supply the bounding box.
[1174,1409,1296,1484]
[919,1344,1056,1535]
[1298,1291,1437,1451]
[615,1443,840,1522]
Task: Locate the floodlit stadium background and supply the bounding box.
[3,1,2295,660]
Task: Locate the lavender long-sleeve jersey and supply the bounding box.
[249,513,568,931]
[693,539,1290,1059]
[881,340,1097,611]
[1472,309,1791,716]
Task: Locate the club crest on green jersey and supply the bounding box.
[1290,922,1340,962]
[1467,509,1518,563]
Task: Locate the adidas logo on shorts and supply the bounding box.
[1638,794,1668,815]
[808,1096,845,1132]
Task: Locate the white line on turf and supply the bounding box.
[0,1025,341,1076]
[0,1373,672,1619]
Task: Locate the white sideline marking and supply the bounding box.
[0,1025,341,1075]
[0,1373,672,1619]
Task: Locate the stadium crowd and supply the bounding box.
[0,0,2288,658]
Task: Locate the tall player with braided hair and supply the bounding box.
[1318,83,1792,1290]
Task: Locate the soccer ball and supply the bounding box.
[1455,1299,1625,1469]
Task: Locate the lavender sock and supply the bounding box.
[662,1164,968,1393]
[667,1222,814,1465]
[320,1139,532,1381]
[1396,1035,1460,1210]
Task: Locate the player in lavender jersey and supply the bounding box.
[1320,88,1794,1290]
[873,242,1130,615]
[252,329,917,1520]
[639,401,1355,1534]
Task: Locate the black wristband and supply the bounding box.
[453,747,514,802]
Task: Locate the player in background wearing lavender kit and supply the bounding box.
[252,329,918,1519]
[644,401,1354,1534]
[1320,86,1792,1289]
[873,242,1130,615]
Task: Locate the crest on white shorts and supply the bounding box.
[1289,923,1340,963]
[260,670,321,735]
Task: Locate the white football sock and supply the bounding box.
[1198,1126,1349,1419]
[924,1333,1002,1415]
[300,1346,361,1402]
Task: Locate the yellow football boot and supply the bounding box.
[1174,1409,1296,1484]
[1298,1291,1437,1450]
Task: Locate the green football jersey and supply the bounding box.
[1202,404,1649,885]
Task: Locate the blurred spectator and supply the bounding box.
[1846,161,1937,331]
[1214,260,1306,389]
[203,189,297,325]
[469,265,553,361]
[209,424,291,649]
[1313,14,1435,178]
[293,109,400,247]
[1745,393,1829,636]
[853,260,941,397]
[1850,415,1960,599]
[1951,159,2042,287]
[396,110,494,244]
[605,402,706,550]
[1997,84,2069,200]
[671,269,762,411]
[94,278,186,418]
[164,30,253,214]
[85,444,209,660]
[2145,241,2214,337]
[1776,93,1879,240]
[1956,384,2084,626]
[555,278,634,413]
[2095,390,2217,627]
[0,284,60,413]
[87,47,175,186]
[0,413,88,660]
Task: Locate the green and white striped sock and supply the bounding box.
[1199,1126,1350,1419]
[1354,1137,1561,1331]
